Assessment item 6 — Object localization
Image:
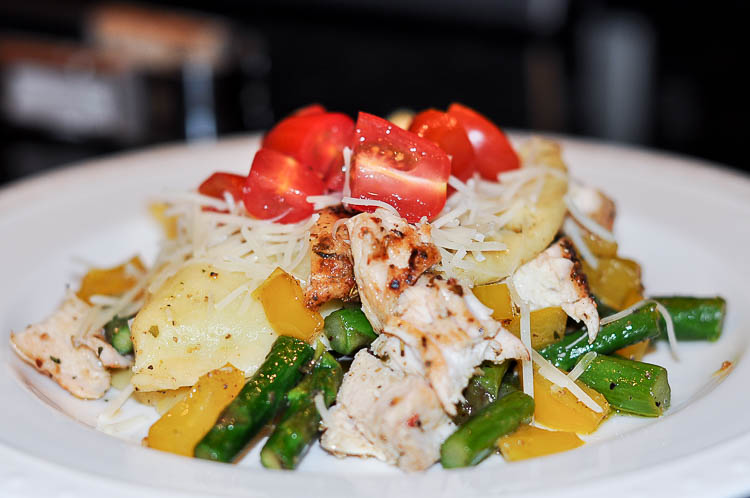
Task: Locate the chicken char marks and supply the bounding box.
[345,208,440,332]
[305,206,357,309]
[346,209,528,414]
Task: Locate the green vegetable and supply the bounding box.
[538,303,662,371]
[103,316,133,355]
[441,391,534,468]
[454,361,510,425]
[653,296,726,342]
[194,336,315,462]
[323,307,377,355]
[497,365,520,399]
[576,354,670,417]
[260,352,343,470]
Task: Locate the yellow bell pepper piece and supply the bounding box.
[253,267,324,342]
[616,340,651,361]
[149,202,178,240]
[472,282,516,321]
[532,367,609,434]
[586,257,642,310]
[77,256,146,304]
[498,424,583,461]
[146,364,244,456]
[582,231,618,258]
[506,307,567,349]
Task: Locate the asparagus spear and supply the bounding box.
[497,366,521,399]
[103,315,133,355]
[453,361,510,425]
[323,307,377,355]
[441,391,534,468]
[194,336,315,462]
[576,354,670,417]
[538,303,662,371]
[653,296,726,342]
[260,352,343,470]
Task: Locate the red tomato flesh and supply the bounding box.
[243,148,324,224]
[409,109,475,182]
[198,172,246,200]
[349,112,450,223]
[448,103,519,180]
[262,112,354,181]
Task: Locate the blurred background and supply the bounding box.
[0,0,747,185]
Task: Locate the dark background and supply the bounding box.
[1,0,747,185]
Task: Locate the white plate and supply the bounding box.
[2,135,750,498]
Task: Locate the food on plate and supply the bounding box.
[8,103,727,472]
[146,363,245,456]
[130,263,278,391]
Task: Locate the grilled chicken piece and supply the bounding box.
[512,238,600,341]
[347,209,528,414]
[345,208,440,332]
[371,274,529,414]
[304,206,356,309]
[569,183,616,232]
[10,294,132,399]
[321,350,455,471]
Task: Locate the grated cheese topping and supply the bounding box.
[342,146,353,199]
[314,392,332,428]
[567,351,598,381]
[307,193,343,211]
[342,196,400,216]
[433,166,567,278]
[98,383,135,424]
[507,279,534,401]
[565,193,616,242]
[563,217,599,270]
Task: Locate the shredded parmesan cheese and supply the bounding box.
[565,194,616,242]
[214,283,250,310]
[433,166,567,278]
[314,392,332,428]
[98,383,135,423]
[307,194,343,211]
[342,146,353,198]
[341,196,400,216]
[567,352,597,381]
[97,415,150,436]
[532,350,603,413]
[507,279,533,400]
[563,217,599,270]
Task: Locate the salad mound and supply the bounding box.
[9,103,727,471]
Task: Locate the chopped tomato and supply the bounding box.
[243,148,324,224]
[262,112,354,181]
[409,109,475,182]
[349,112,450,222]
[448,103,519,180]
[291,103,326,117]
[323,163,346,192]
[198,172,245,200]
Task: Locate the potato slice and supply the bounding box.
[453,138,568,285]
[131,263,277,391]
